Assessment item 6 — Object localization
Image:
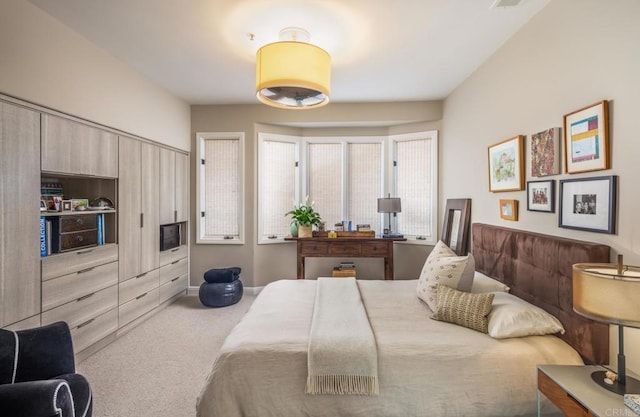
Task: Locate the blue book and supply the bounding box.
[39,216,47,257]
[97,214,103,245]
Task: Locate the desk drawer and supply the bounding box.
[361,242,390,256]
[71,307,118,354]
[42,285,117,329]
[537,370,590,417]
[329,242,361,256]
[300,242,328,255]
[58,215,98,233]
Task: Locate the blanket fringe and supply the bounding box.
[305,375,379,396]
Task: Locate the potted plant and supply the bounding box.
[285,198,322,238]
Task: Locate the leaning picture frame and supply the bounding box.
[563,100,610,174]
[527,180,555,213]
[441,198,471,256]
[559,175,617,234]
[488,135,525,192]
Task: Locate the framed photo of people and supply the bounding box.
[559,175,617,234]
[563,100,610,174]
[527,180,555,213]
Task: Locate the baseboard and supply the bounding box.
[188,285,264,295]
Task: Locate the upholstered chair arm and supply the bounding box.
[0,379,75,417]
[14,321,75,382]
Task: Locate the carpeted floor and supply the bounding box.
[77,294,255,417]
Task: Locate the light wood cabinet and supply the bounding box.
[118,137,159,282]
[159,148,189,224]
[0,102,41,327]
[41,114,118,177]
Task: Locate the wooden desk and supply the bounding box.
[284,237,406,280]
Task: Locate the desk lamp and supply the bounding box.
[573,255,640,395]
[377,194,402,238]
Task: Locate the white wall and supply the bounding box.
[0,0,190,150]
[442,0,640,373]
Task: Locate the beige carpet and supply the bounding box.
[77,294,255,417]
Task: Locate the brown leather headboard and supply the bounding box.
[472,223,610,364]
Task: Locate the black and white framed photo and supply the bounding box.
[527,180,555,213]
[559,175,617,234]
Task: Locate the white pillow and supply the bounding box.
[417,241,471,310]
[470,272,510,293]
[487,292,565,339]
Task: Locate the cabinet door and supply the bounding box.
[41,114,118,177]
[0,102,41,327]
[159,148,176,224]
[175,152,189,223]
[118,137,142,281]
[140,143,159,273]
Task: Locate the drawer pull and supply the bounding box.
[136,292,148,300]
[171,277,180,282]
[77,267,95,274]
[136,272,147,279]
[171,260,180,265]
[76,218,84,226]
[76,249,94,255]
[77,318,95,329]
[76,292,95,302]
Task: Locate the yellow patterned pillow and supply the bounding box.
[431,284,495,333]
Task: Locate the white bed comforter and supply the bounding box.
[196,279,582,417]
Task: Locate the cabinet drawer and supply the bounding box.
[538,370,590,416]
[119,288,159,328]
[58,215,98,233]
[159,257,188,286]
[159,274,188,304]
[329,242,361,256]
[42,261,119,311]
[56,229,98,252]
[119,269,159,305]
[42,285,117,329]
[361,242,390,256]
[3,315,41,331]
[159,245,188,266]
[71,308,118,354]
[42,244,118,281]
[300,242,328,255]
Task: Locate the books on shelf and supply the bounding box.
[356,224,371,232]
[39,216,46,257]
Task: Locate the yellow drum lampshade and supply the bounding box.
[256,40,331,109]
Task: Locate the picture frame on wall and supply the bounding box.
[488,135,525,192]
[559,175,617,234]
[499,199,518,221]
[527,180,555,213]
[530,127,561,177]
[563,100,610,174]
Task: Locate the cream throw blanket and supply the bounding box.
[305,277,379,396]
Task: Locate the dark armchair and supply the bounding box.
[0,321,92,417]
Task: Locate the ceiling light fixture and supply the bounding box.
[255,27,331,109]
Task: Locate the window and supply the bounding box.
[196,132,244,244]
[392,131,438,244]
[258,133,299,244]
[257,131,437,245]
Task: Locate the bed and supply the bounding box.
[196,223,610,417]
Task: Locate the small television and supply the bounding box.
[160,223,181,251]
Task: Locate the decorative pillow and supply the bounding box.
[431,284,494,333]
[488,292,565,339]
[417,241,472,310]
[470,272,510,293]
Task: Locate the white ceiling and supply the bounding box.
[29,0,550,106]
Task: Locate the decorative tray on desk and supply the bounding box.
[312,231,375,238]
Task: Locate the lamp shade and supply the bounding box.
[573,263,640,328]
[256,41,331,109]
[377,198,401,213]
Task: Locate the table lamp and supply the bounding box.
[377,194,402,238]
[573,255,640,395]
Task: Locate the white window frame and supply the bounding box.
[257,132,301,244]
[195,132,245,244]
[389,130,439,245]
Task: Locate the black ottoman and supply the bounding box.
[199,267,243,308]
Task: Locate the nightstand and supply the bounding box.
[537,365,636,417]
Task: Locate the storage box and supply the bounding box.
[51,214,98,253]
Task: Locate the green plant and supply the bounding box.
[285,199,322,227]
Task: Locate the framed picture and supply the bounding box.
[441,198,471,256]
[70,198,89,211]
[530,127,561,177]
[488,135,525,192]
[563,100,610,174]
[499,199,518,221]
[527,180,555,213]
[62,200,72,211]
[559,175,617,234]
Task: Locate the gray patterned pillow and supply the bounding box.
[431,284,495,333]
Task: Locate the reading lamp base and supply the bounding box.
[591,371,640,395]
